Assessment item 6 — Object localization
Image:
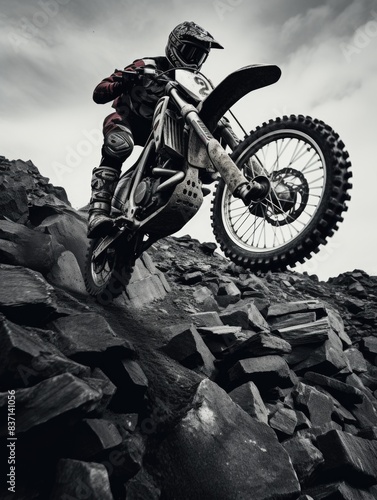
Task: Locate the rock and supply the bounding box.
[181,271,203,285]
[295,410,312,431]
[361,372,377,392]
[192,286,220,311]
[284,344,320,367]
[215,281,242,307]
[83,369,117,412]
[293,331,348,375]
[228,355,295,394]
[68,418,123,459]
[124,253,171,307]
[273,318,331,346]
[344,297,366,314]
[115,432,146,480]
[35,208,89,275]
[245,297,271,317]
[282,436,324,484]
[267,300,326,318]
[0,373,103,436]
[219,301,269,331]
[0,219,56,274]
[344,348,368,373]
[358,427,377,440]
[348,281,368,298]
[220,331,292,366]
[190,311,223,327]
[362,336,377,357]
[268,311,317,329]
[50,459,114,500]
[158,379,300,500]
[293,382,335,428]
[269,407,298,439]
[197,324,245,356]
[161,323,216,379]
[235,274,271,297]
[106,358,149,412]
[332,401,358,427]
[326,307,352,348]
[0,175,29,223]
[50,312,135,363]
[51,285,91,316]
[0,264,59,326]
[47,250,87,294]
[125,469,161,499]
[199,241,217,255]
[228,382,268,424]
[346,373,375,401]
[316,429,377,487]
[0,313,90,389]
[0,157,69,210]
[351,396,377,429]
[304,481,377,499]
[116,413,139,435]
[304,372,364,406]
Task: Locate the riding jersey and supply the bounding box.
[93,56,172,121]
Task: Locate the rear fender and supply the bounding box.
[198,64,281,133]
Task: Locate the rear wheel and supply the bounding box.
[211,115,352,272]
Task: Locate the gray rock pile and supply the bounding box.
[1,157,377,499]
[151,235,377,499]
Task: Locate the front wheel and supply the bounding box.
[84,236,137,304]
[211,115,352,272]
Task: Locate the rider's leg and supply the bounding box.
[88,115,134,238]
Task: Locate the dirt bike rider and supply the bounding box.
[87,21,224,238]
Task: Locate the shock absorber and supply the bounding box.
[167,84,271,206]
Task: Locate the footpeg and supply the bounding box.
[112,215,135,230]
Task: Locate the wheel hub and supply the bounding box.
[249,168,309,225]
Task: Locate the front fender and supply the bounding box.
[198,64,281,132]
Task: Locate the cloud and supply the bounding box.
[1,0,376,279]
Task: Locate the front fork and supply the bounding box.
[169,85,270,205]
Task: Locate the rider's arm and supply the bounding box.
[93,60,147,105]
[93,70,124,104]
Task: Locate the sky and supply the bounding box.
[1,0,376,280]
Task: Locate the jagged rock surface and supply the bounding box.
[1,157,377,499]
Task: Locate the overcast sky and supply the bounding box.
[1,0,376,280]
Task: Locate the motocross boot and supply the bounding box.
[87,166,120,238]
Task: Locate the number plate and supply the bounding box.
[175,70,212,100]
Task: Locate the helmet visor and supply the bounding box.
[180,43,209,67]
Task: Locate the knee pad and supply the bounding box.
[103,125,134,161]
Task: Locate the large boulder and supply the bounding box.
[0,264,60,326]
[158,378,300,499]
[316,429,377,487]
[0,219,58,274]
[0,313,89,389]
[35,207,89,275]
[0,373,104,436]
[50,459,114,500]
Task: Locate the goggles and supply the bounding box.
[179,42,209,67]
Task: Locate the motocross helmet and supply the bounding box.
[165,21,223,70]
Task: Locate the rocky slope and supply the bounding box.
[1,156,377,500]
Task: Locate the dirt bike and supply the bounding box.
[84,64,352,303]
